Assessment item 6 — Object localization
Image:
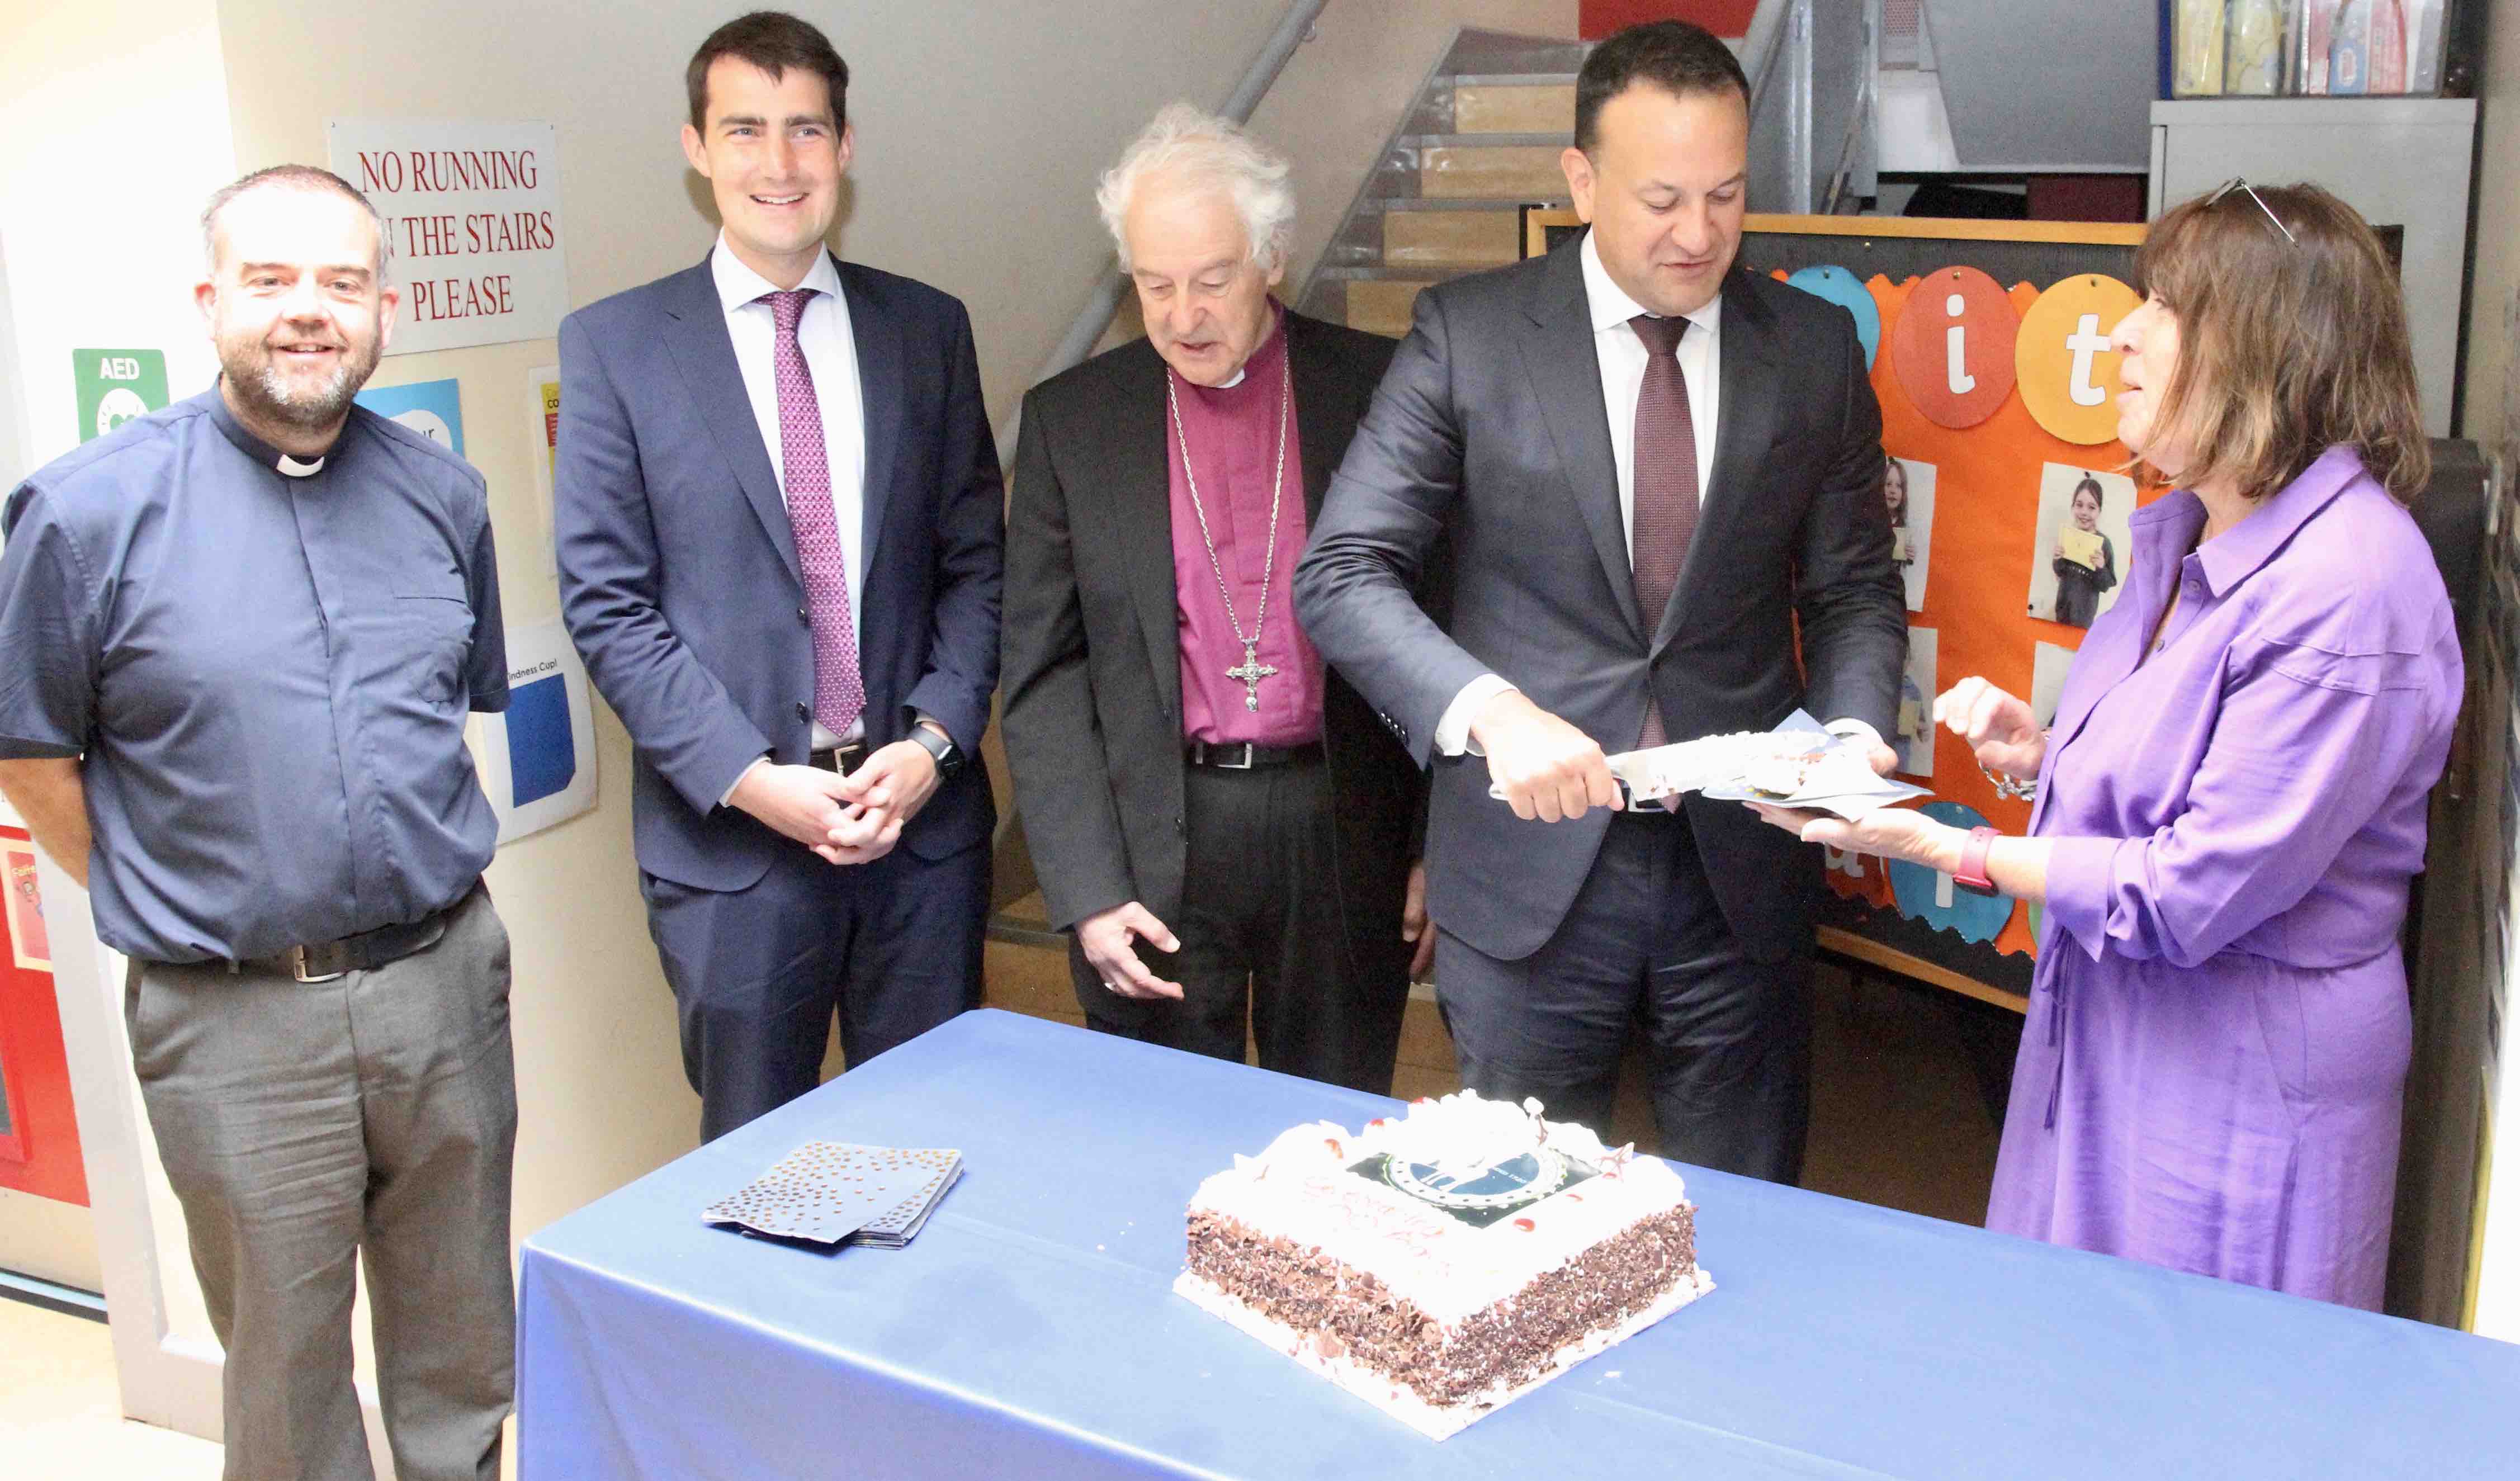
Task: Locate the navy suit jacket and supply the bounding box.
[1294,240,1903,962]
[556,252,1003,893]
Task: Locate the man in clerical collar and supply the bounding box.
[0,165,518,1477]
[1002,105,1438,1093]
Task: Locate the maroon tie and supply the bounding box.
[1629,313,1700,746]
[762,288,865,735]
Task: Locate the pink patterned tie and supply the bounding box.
[1629,313,1699,747]
[763,288,864,735]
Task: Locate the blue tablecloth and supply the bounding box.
[518,1010,2520,1479]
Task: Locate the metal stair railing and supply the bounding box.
[1744,0,1881,217]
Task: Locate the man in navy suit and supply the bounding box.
[557,10,1002,1140]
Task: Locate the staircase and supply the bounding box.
[1297,6,1881,339]
[1296,29,1590,337]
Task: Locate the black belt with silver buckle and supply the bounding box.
[808,742,869,774]
[1184,740,1325,771]
[239,905,456,983]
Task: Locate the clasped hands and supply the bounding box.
[729,732,945,865]
[1747,675,2045,868]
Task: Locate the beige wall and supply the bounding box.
[2,0,243,1399]
[206,0,1576,1253]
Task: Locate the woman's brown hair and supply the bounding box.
[2134,182,2429,504]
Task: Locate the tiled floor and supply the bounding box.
[4,916,2008,1472]
[0,1295,520,1479]
[1,1298,224,1478]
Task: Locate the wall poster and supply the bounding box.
[327,119,568,355]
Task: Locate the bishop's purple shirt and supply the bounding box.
[1992,446,2461,1309]
[1168,310,1326,747]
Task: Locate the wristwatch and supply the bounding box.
[1952,825,2001,897]
[909,722,963,777]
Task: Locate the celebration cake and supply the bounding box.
[1173,1091,1712,1439]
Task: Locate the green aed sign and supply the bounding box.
[73,348,170,443]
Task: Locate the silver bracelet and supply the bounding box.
[1977,728,2049,801]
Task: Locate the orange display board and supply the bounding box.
[1850,269,2154,956]
[1748,217,2157,1001]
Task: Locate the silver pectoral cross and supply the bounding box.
[1226,642,1279,711]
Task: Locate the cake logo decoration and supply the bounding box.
[1353,1146,1599,1229]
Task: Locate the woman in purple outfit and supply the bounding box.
[1753,181,2459,1309]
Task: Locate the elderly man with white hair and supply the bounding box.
[1001,103,1438,1091]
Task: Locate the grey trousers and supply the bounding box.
[127,885,518,1481]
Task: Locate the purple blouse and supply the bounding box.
[1993,444,2461,1308]
[2035,444,2460,969]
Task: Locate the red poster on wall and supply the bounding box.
[0,828,88,1205]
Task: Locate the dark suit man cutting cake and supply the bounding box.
[1295,21,1906,1182]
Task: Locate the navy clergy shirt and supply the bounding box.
[0,387,509,963]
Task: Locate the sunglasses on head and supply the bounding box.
[2206,177,2297,245]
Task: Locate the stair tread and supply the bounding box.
[1314,265,1497,282]
[1397,132,1573,149]
[1369,198,1562,213]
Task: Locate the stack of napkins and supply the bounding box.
[703,1142,963,1251]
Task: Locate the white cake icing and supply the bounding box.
[1187,1091,1694,1326]
[1177,1090,1713,1438]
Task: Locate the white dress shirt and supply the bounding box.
[1434,233,1880,758]
[1582,229,1722,531]
[711,235,868,750]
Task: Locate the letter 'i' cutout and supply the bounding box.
[1890,266,2017,429]
[1945,295,1975,395]
[2016,273,2141,445]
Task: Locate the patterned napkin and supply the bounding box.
[1622,709,1928,820]
[703,1142,964,1249]
[851,1159,965,1250]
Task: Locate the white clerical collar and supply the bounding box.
[209,380,332,475]
[1580,230,1720,338]
[1191,302,1288,390]
[710,231,843,315]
